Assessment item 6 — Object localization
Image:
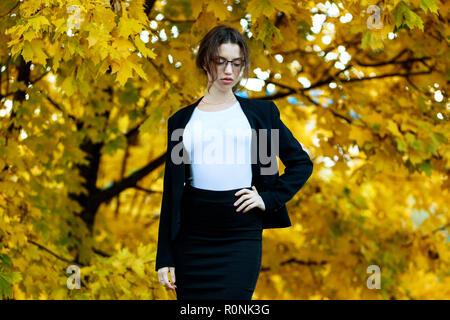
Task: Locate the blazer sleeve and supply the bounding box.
[259,101,314,212]
[155,116,176,271]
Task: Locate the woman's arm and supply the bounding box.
[258,101,314,212]
[155,116,176,272]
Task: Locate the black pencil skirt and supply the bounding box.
[173,183,264,300]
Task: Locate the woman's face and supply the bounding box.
[204,43,243,92]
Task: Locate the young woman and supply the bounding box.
[155,25,314,300]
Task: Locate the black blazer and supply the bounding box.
[155,93,313,271]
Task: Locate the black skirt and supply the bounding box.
[173,183,264,300]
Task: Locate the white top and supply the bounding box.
[182,100,253,191]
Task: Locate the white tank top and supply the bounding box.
[182,100,253,191]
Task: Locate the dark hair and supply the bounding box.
[195,25,250,93]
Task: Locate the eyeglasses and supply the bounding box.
[214,57,244,70]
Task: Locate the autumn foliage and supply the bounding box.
[0,0,449,299]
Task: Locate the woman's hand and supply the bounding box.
[234,186,266,213]
[157,267,177,290]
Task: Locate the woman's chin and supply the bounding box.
[219,82,234,90]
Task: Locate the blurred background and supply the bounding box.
[0,0,448,299]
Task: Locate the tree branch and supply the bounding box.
[260,257,327,272]
[0,1,20,19]
[96,152,166,204]
[28,239,84,266]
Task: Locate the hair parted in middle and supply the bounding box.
[195,24,250,94]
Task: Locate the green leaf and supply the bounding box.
[419,159,433,176]
[102,135,127,154]
[0,275,12,299]
[0,272,22,299]
[405,133,423,151]
[393,1,424,31]
[0,254,12,270]
[255,16,283,50]
[353,195,369,210]
[419,0,438,14]
[119,84,140,105]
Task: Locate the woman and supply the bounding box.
[156,25,313,300]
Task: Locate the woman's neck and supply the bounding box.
[202,89,236,105]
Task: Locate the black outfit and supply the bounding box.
[155,93,314,300]
[174,184,263,300]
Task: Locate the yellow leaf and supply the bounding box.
[247,0,277,17]
[348,126,373,146]
[112,37,134,59]
[62,76,76,96]
[386,119,402,137]
[87,36,98,48]
[137,243,155,263]
[273,0,296,16]
[118,15,143,38]
[206,0,229,20]
[131,258,145,277]
[128,54,148,81]
[133,35,156,59]
[28,15,51,32]
[21,41,34,63]
[114,59,133,86]
[23,28,37,41]
[21,40,48,66]
[409,150,423,164]
[364,110,385,129]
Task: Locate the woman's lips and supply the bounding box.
[221,78,233,84]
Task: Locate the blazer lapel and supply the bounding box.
[235,94,261,186]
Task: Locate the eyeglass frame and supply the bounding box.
[213,56,245,70]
